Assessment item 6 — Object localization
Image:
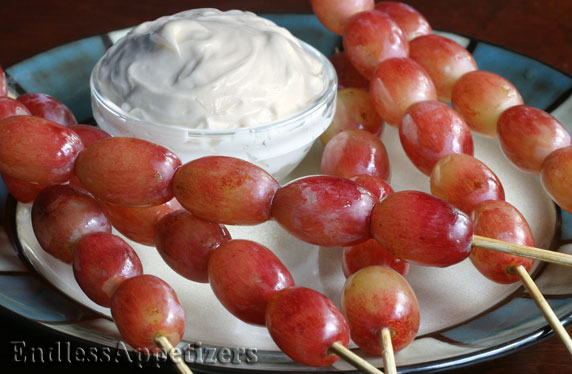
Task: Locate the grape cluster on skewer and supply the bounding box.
[2,1,572,372]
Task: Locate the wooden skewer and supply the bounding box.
[155,335,193,374]
[512,265,572,356]
[329,342,385,374]
[472,235,572,267]
[381,328,397,374]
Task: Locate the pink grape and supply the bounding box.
[343,10,409,79]
[430,153,505,214]
[320,88,383,145]
[208,240,294,326]
[375,1,432,40]
[0,96,31,120]
[32,185,112,263]
[370,57,437,126]
[272,175,376,247]
[73,232,143,307]
[350,174,394,201]
[101,197,183,246]
[371,190,473,267]
[1,172,47,203]
[452,70,523,136]
[321,130,390,181]
[409,34,478,102]
[0,115,84,185]
[75,137,181,207]
[342,239,409,278]
[155,210,231,283]
[329,52,370,91]
[498,105,570,173]
[341,266,419,354]
[311,0,374,35]
[399,100,474,175]
[111,275,185,353]
[17,93,77,126]
[266,287,350,367]
[173,156,279,225]
[540,146,572,214]
[470,200,535,284]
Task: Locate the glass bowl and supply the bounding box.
[90,40,337,181]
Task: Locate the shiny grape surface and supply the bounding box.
[399,100,474,176]
[430,153,505,214]
[470,200,535,284]
[208,239,294,326]
[155,210,231,283]
[111,275,185,353]
[320,87,383,145]
[341,266,419,354]
[17,93,77,126]
[343,9,409,80]
[32,185,111,263]
[0,115,84,184]
[266,286,350,367]
[173,156,279,225]
[321,129,390,180]
[369,57,437,126]
[272,175,376,247]
[73,232,143,306]
[75,137,181,207]
[371,190,473,267]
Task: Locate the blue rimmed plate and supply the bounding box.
[2,13,572,373]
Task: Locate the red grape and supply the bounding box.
[341,266,419,354]
[452,70,523,136]
[343,10,409,80]
[329,52,370,91]
[68,124,111,146]
[430,153,505,214]
[540,146,572,214]
[470,200,535,284]
[409,34,477,102]
[73,232,143,307]
[311,0,374,35]
[320,88,383,146]
[1,172,47,203]
[173,156,279,225]
[0,115,84,184]
[342,239,409,278]
[271,175,376,247]
[375,1,432,40]
[17,93,77,126]
[155,210,231,283]
[0,66,6,97]
[498,105,570,173]
[266,286,350,367]
[31,185,112,263]
[75,137,181,207]
[101,197,183,246]
[208,239,294,326]
[111,275,185,353]
[350,174,394,201]
[399,100,474,175]
[371,190,473,267]
[0,96,31,120]
[321,130,390,181]
[370,57,437,126]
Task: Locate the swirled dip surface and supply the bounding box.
[97,9,326,130]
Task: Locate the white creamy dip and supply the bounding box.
[97,8,326,130]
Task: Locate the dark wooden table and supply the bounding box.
[1,1,572,373]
